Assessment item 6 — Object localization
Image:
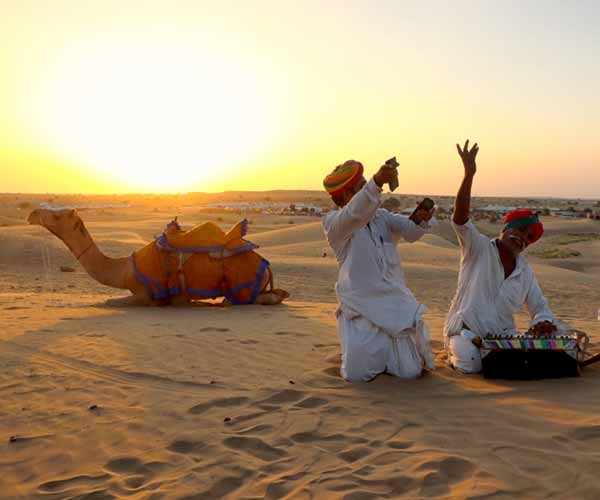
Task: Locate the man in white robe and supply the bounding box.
[323,159,435,382]
[444,140,556,373]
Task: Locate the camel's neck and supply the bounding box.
[58,220,130,290]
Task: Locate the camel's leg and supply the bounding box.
[104,293,150,307]
[254,266,289,305]
[170,294,190,306]
[255,289,290,305]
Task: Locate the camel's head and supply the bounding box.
[28,208,85,238]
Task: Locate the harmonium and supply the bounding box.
[479,331,587,379]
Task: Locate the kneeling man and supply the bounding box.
[445,140,556,373]
[323,158,435,382]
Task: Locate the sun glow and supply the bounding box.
[32,41,276,192]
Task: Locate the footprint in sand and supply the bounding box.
[37,473,112,493]
[104,456,144,474]
[187,472,252,500]
[167,439,207,454]
[338,446,372,463]
[223,436,287,461]
[368,450,409,466]
[274,331,309,337]
[420,471,451,498]
[104,456,171,479]
[568,425,600,441]
[257,389,306,406]
[123,475,150,489]
[387,440,414,450]
[324,406,352,416]
[353,465,377,478]
[348,418,398,436]
[188,396,250,415]
[417,456,476,497]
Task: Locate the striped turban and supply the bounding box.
[323,160,364,196]
[503,208,544,244]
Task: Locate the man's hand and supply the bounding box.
[385,157,399,191]
[456,139,478,177]
[452,139,478,225]
[374,162,398,189]
[528,321,558,335]
[410,199,435,225]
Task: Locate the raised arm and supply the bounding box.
[324,162,398,247]
[453,139,479,225]
[324,178,380,246]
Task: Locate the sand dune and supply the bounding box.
[0,215,28,227]
[250,221,326,248]
[2,207,600,499]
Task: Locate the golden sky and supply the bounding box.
[1,0,599,197]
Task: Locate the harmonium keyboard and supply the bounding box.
[479,331,585,379]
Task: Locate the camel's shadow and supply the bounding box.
[100,294,290,310]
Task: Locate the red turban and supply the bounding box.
[503,209,544,244]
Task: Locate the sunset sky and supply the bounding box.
[1,0,599,197]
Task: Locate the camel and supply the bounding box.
[28,208,289,306]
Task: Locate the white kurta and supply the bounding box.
[444,220,555,373]
[323,178,435,382]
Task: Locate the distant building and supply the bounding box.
[205,201,323,215]
[476,205,518,214]
[587,210,600,220]
[556,210,585,218]
[576,200,597,208]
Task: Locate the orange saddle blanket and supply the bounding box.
[131,218,269,304]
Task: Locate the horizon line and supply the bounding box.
[1,190,599,201]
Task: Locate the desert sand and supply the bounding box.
[2,201,600,499]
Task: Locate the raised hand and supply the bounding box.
[456,139,479,177]
[452,140,478,225]
[373,161,399,189]
[410,199,435,225]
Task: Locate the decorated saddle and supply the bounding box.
[131,218,269,304]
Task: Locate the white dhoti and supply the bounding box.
[322,178,436,383]
[337,308,435,383]
[447,329,482,374]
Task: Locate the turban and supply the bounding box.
[323,160,364,196]
[503,208,543,244]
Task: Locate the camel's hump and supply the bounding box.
[160,219,252,251]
